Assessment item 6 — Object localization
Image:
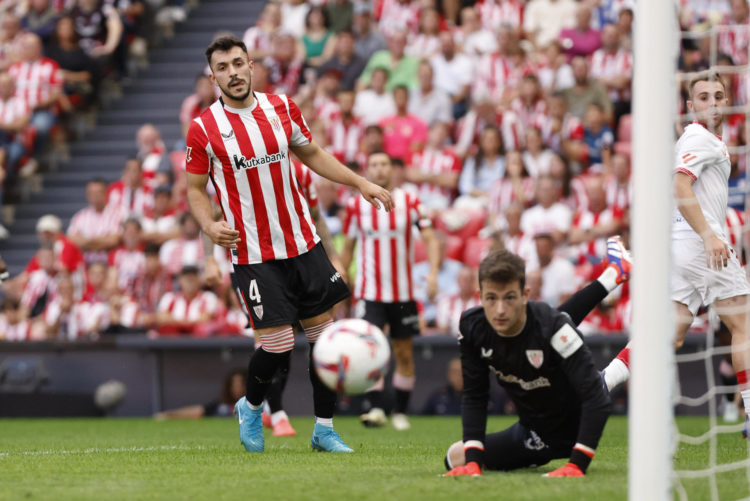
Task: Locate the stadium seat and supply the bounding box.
[463,236,494,268]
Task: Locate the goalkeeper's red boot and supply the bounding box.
[272,417,297,437]
[262,411,272,428]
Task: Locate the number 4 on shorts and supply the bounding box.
[248,279,261,304]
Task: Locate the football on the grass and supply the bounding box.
[312,319,391,395]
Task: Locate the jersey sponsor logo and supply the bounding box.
[330,271,342,283]
[488,365,551,391]
[185,147,192,163]
[232,151,287,171]
[551,324,583,359]
[480,347,494,359]
[524,429,547,451]
[526,350,544,369]
[253,305,264,319]
[221,129,234,140]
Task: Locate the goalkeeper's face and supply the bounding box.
[688,80,728,132]
[480,279,529,337]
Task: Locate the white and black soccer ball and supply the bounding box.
[94,380,127,411]
[312,319,391,395]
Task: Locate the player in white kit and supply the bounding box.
[602,72,750,435]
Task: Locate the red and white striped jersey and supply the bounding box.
[520,202,573,237]
[344,188,431,302]
[314,95,340,127]
[328,115,364,164]
[108,246,146,295]
[242,25,274,56]
[139,145,165,194]
[603,176,631,218]
[502,231,537,267]
[43,299,109,339]
[406,33,441,58]
[133,271,173,313]
[589,49,632,102]
[107,180,153,219]
[726,207,746,260]
[0,95,29,127]
[8,57,63,110]
[410,147,461,211]
[118,297,141,328]
[436,292,481,336]
[186,93,320,265]
[0,317,33,341]
[21,270,58,311]
[67,205,123,264]
[475,0,524,31]
[292,160,318,208]
[571,208,617,264]
[141,211,179,236]
[472,54,518,104]
[537,112,585,154]
[159,237,204,276]
[454,108,503,158]
[376,0,420,36]
[718,23,750,66]
[488,177,535,214]
[157,290,219,323]
[509,97,548,133]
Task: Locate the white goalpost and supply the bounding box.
[629,0,677,500]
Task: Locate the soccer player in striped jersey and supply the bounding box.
[341,151,440,431]
[186,36,392,454]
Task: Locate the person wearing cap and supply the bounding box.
[155,265,220,336]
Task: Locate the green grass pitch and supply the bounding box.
[1,416,748,500]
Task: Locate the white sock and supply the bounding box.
[597,266,619,293]
[271,410,289,426]
[248,401,262,411]
[741,389,750,416]
[263,401,271,415]
[604,358,630,391]
[316,417,333,427]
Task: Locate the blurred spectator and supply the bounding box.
[560,55,612,121]
[475,0,523,33]
[522,127,555,177]
[300,6,336,68]
[378,85,428,161]
[604,152,631,218]
[718,0,749,66]
[353,67,395,125]
[488,150,534,225]
[408,60,452,127]
[281,0,310,39]
[23,214,85,281]
[135,123,169,192]
[107,158,151,220]
[457,126,505,203]
[558,4,601,62]
[454,98,501,159]
[537,41,574,93]
[0,297,34,340]
[179,74,217,141]
[8,33,64,154]
[499,201,538,266]
[45,16,98,109]
[406,122,460,213]
[325,0,353,33]
[377,0,419,38]
[590,23,632,126]
[523,0,577,49]
[20,244,58,320]
[42,272,108,339]
[242,2,281,61]
[153,369,247,419]
[315,177,345,236]
[421,357,463,415]
[504,74,547,151]
[406,6,441,59]
[132,243,172,325]
[264,32,303,96]
[0,13,22,71]
[454,6,497,57]
[583,103,614,167]
[616,8,634,52]
[359,30,418,91]
[82,260,109,301]
[430,31,472,117]
[21,0,60,44]
[312,68,343,126]
[472,25,523,106]
[0,72,31,182]
[520,175,572,244]
[351,2,386,61]
[328,90,363,164]
[67,178,122,264]
[435,266,480,336]
[69,0,124,71]
[159,211,204,277]
[142,185,180,245]
[318,29,367,91]
[568,175,620,265]
[106,217,145,297]
[412,230,462,327]
[530,232,577,306]
[155,265,219,336]
[538,92,585,164]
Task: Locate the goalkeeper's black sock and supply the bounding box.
[266,353,291,413]
[246,348,290,407]
[308,343,337,419]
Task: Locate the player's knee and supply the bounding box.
[259,326,295,353]
[445,441,465,470]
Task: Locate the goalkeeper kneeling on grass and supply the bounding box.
[444,244,628,477]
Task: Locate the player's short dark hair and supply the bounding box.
[689,70,727,98]
[205,36,248,67]
[478,249,526,290]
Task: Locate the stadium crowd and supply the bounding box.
[1,0,749,341]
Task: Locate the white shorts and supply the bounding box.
[671,237,750,315]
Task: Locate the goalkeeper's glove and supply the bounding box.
[544,462,584,477]
[443,462,481,477]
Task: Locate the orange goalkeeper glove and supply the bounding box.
[443,462,481,477]
[544,463,584,477]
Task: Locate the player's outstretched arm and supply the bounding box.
[291,141,393,211]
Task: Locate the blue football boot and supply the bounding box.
[235,396,264,452]
[311,423,354,453]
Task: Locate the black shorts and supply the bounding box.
[355,300,420,339]
[231,243,350,329]
[482,421,573,471]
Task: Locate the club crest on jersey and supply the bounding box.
[269,116,282,131]
[253,305,264,319]
[526,350,544,369]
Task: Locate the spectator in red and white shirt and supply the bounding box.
[107,158,152,220]
[504,74,549,150]
[529,232,578,306]
[475,0,524,33]
[488,150,535,227]
[20,245,59,320]
[264,32,304,97]
[0,71,31,175]
[179,74,218,141]
[107,217,145,297]
[142,185,180,245]
[68,178,123,264]
[378,86,428,162]
[155,265,219,336]
[20,215,85,287]
[454,6,497,57]
[718,0,750,67]
[430,32,473,113]
[604,152,632,219]
[435,265,480,337]
[43,273,108,340]
[377,0,420,38]
[568,175,621,265]
[405,6,442,59]
[589,23,632,123]
[242,2,281,61]
[406,122,460,213]
[8,32,64,146]
[471,26,523,106]
[538,92,586,163]
[132,243,172,326]
[0,297,35,341]
[159,211,204,277]
[135,123,169,193]
[499,201,538,267]
[328,89,363,164]
[520,175,573,244]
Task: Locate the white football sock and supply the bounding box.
[604,358,630,391]
[316,417,333,427]
[597,266,619,293]
[741,389,750,416]
[271,410,289,426]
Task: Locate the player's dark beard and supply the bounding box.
[223,78,251,101]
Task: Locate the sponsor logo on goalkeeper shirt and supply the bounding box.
[488,365,551,390]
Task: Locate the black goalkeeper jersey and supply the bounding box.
[458,301,611,452]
